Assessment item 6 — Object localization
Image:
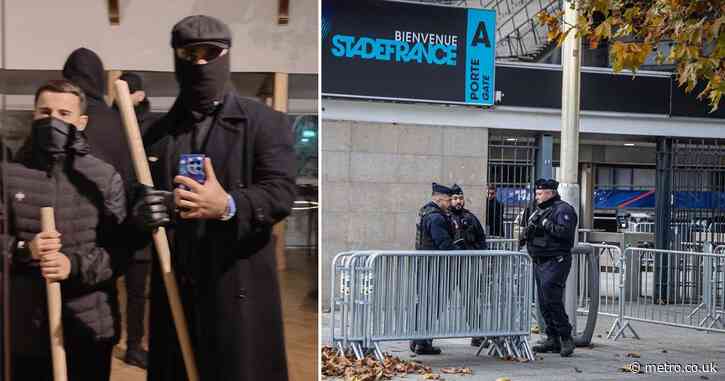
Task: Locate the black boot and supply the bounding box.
[470,337,489,348]
[559,335,575,357]
[124,346,148,369]
[532,336,560,353]
[414,340,442,355]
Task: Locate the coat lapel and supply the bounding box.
[203,93,247,187]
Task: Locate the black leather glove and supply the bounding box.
[131,184,174,231]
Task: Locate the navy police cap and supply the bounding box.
[432,182,453,196]
[535,178,559,190]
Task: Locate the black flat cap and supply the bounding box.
[535,178,559,190]
[120,72,143,93]
[172,15,232,49]
[432,182,453,196]
[451,184,463,195]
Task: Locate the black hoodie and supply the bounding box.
[62,48,133,184]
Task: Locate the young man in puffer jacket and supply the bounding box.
[2,79,128,381]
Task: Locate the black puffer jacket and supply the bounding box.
[3,133,127,356]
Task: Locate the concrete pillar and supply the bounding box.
[560,0,582,332]
[273,72,289,271]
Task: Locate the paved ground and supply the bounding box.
[109,250,317,381]
[321,314,725,380]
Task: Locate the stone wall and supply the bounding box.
[321,120,489,309]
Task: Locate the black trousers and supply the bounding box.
[126,258,150,350]
[533,254,573,338]
[13,336,114,381]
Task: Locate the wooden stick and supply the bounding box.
[113,80,199,381]
[40,208,67,381]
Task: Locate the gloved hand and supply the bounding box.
[131,184,174,231]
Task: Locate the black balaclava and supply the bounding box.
[175,52,230,115]
[31,117,77,154]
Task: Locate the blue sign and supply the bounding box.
[466,9,496,105]
[322,0,497,106]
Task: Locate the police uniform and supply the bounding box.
[522,179,578,357]
[411,183,455,355]
[449,184,487,250]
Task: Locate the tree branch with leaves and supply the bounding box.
[537,0,724,111]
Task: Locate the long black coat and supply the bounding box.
[143,91,296,381]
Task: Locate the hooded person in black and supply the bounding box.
[62,48,134,184]
[131,15,295,381]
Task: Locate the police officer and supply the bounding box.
[449,184,487,250]
[449,184,489,347]
[411,182,456,355]
[521,179,577,357]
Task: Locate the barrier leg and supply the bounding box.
[521,337,535,361]
[688,303,706,319]
[351,342,364,360]
[336,342,345,356]
[373,343,384,362]
[610,319,639,340]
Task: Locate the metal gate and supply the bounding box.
[655,138,725,302]
[656,138,725,250]
[487,135,537,239]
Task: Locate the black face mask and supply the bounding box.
[175,52,230,115]
[32,117,76,154]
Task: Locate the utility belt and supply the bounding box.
[530,254,569,265]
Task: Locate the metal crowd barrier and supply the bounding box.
[330,250,534,361]
[618,247,725,337]
[487,238,518,251]
[573,243,633,342]
[625,222,655,233]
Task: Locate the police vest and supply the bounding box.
[526,200,576,256]
[415,204,444,250]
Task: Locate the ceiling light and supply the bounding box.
[506,138,517,142]
[624,143,635,146]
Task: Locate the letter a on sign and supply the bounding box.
[472,22,491,48]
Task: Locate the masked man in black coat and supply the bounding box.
[131,15,296,381]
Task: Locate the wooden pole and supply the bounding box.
[113,80,200,381]
[40,208,67,381]
[273,73,289,272]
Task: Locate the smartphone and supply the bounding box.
[178,154,206,190]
